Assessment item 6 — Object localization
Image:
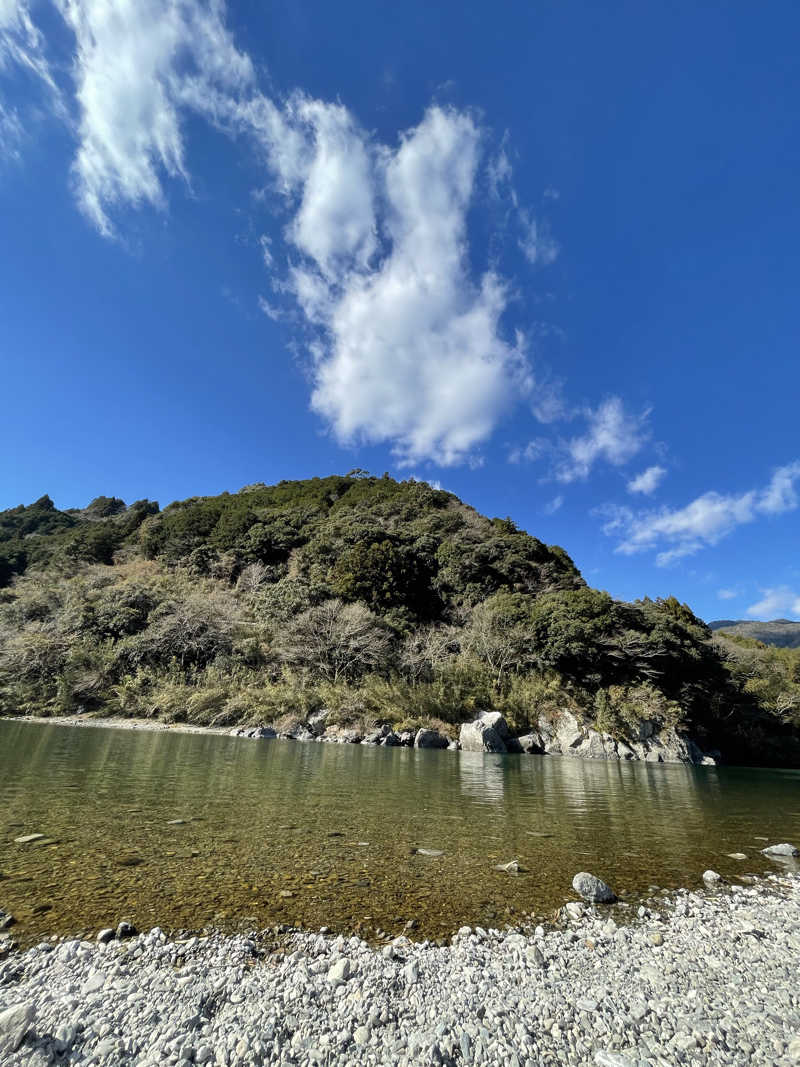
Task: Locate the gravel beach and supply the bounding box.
[1,873,798,1066]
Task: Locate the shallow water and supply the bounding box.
[1,719,798,945]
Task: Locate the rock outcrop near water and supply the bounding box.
[1,876,798,1065]
[233,708,718,765]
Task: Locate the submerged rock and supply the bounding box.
[703,870,722,884]
[13,834,45,844]
[761,842,799,857]
[572,872,617,904]
[494,860,520,874]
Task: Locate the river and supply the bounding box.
[1,719,798,945]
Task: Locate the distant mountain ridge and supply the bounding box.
[709,619,800,649]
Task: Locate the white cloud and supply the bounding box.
[55,0,254,235]
[556,396,648,483]
[0,0,62,144]
[606,461,800,565]
[487,145,513,201]
[280,95,377,278]
[2,1,560,466]
[543,494,563,515]
[301,107,529,465]
[745,587,800,620]
[518,207,558,266]
[0,97,22,157]
[508,438,548,465]
[627,465,666,495]
[717,588,738,601]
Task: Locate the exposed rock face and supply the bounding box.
[532,710,715,766]
[414,728,449,749]
[280,720,315,742]
[459,711,511,753]
[323,727,363,744]
[572,872,617,904]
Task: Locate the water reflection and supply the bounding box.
[1,720,798,946]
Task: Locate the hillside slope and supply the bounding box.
[1,473,798,765]
[709,619,800,649]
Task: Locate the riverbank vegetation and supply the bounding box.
[1,474,798,764]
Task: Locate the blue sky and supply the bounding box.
[1,0,799,622]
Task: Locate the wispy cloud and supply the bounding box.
[543,494,563,515]
[745,586,800,620]
[717,588,738,601]
[627,465,666,495]
[556,397,649,483]
[603,461,800,566]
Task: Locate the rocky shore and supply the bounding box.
[1,874,798,1066]
[6,706,720,766]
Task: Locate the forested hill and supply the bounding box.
[709,619,800,649]
[1,473,799,765]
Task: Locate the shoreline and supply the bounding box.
[2,713,238,739]
[2,711,723,769]
[1,873,798,1065]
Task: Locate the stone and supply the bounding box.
[459,712,510,753]
[572,872,617,903]
[381,731,401,746]
[402,960,420,984]
[0,911,15,931]
[515,732,544,754]
[649,932,664,946]
[525,944,545,967]
[414,728,448,749]
[398,731,415,746]
[327,958,352,984]
[96,928,115,944]
[0,1002,35,1056]
[761,843,799,857]
[594,1054,637,1067]
[575,731,610,760]
[494,860,520,874]
[116,920,137,939]
[727,853,748,860]
[564,902,584,921]
[13,833,45,844]
[703,870,722,884]
[306,710,329,736]
[353,1026,370,1046]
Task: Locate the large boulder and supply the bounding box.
[572,872,617,904]
[414,728,449,749]
[459,711,510,753]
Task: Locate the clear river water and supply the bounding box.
[1,719,799,946]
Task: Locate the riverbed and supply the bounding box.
[2,718,799,947]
